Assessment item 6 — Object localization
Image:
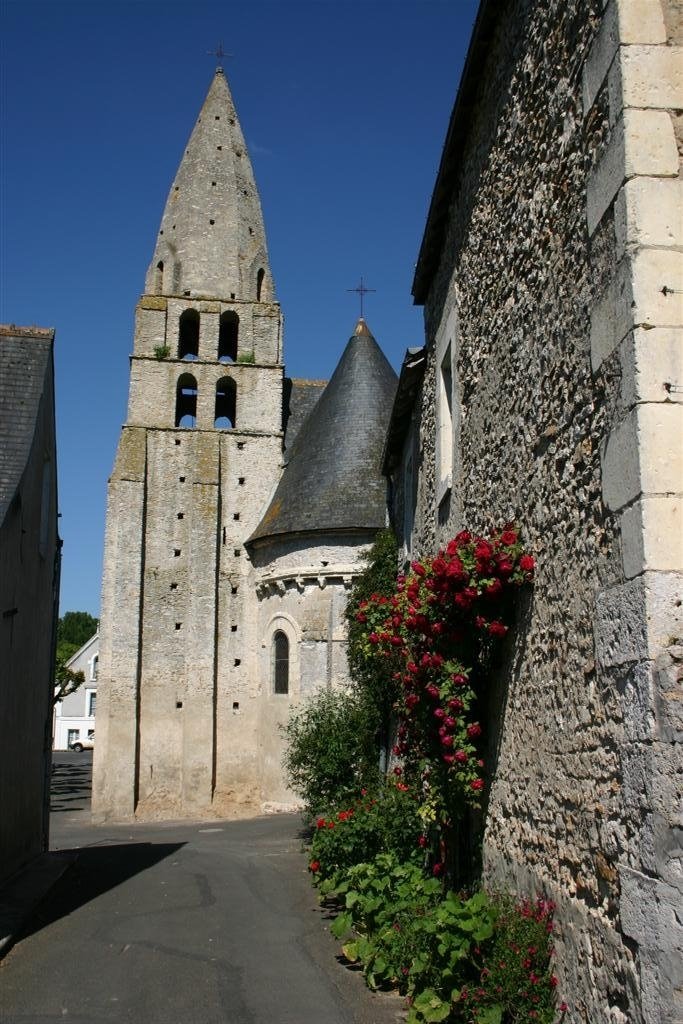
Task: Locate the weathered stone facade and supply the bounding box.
[93,71,395,823]
[389,1,682,1021]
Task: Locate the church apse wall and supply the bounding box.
[251,533,369,809]
[400,0,682,1021]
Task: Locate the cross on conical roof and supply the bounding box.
[249,319,397,544]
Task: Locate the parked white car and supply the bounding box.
[69,734,94,752]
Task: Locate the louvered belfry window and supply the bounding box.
[273,631,289,695]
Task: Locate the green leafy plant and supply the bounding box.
[309,782,423,883]
[236,350,255,364]
[153,344,170,360]
[282,689,379,816]
[322,851,562,1024]
[345,529,401,756]
[299,530,562,1021]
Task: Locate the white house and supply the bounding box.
[54,631,98,750]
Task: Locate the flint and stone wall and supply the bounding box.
[401,1,682,1021]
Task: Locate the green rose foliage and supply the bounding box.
[309,782,423,885]
[353,527,535,869]
[345,529,401,724]
[282,689,379,817]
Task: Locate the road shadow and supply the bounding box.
[16,840,185,945]
[50,755,92,813]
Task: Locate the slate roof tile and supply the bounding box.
[249,319,397,544]
[0,326,54,525]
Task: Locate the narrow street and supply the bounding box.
[0,754,402,1024]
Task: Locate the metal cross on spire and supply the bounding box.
[347,276,376,318]
[207,42,232,67]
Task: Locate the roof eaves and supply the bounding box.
[412,0,498,305]
[381,347,427,475]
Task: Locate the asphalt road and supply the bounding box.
[0,754,403,1024]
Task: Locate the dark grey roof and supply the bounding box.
[382,347,426,475]
[249,319,397,545]
[282,377,327,454]
[0,326,55,525]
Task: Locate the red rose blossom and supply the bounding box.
[309,860,320,872]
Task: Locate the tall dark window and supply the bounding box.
[214,377,236,428]
[256,267,265,301]
[178,309,199,360]
[175,373,198,427]
[273,631,289,694]
[218,311,239,362]
[154,260,164,294]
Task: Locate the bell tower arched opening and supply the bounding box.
[175,373,198,427]
[218,311,239,363]
[214,377,236,428]
[178,309,199,360]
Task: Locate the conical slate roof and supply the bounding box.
[145,69,273,302]
[249,319,397,544]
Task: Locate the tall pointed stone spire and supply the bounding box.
[145,69,274,303]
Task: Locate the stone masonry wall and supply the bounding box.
[0,345,57,882]
[406,1,682,1021]
[251,532,374,808]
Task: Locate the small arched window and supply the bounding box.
[154,260,164,294]
[256,267,265,302]
[175,373,198,427]
[178,309,199,360]
[218,311,239,362]
[214,377,236,428]
[273,631,289,694]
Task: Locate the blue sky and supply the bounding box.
[1,0,480,616]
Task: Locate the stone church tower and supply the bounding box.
[93,70,396,822]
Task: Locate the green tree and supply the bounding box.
[57,610,98,648]
[282,690,379,816]
[345,529,400,765]
[54,655,85,705]
[54,610,98,703]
